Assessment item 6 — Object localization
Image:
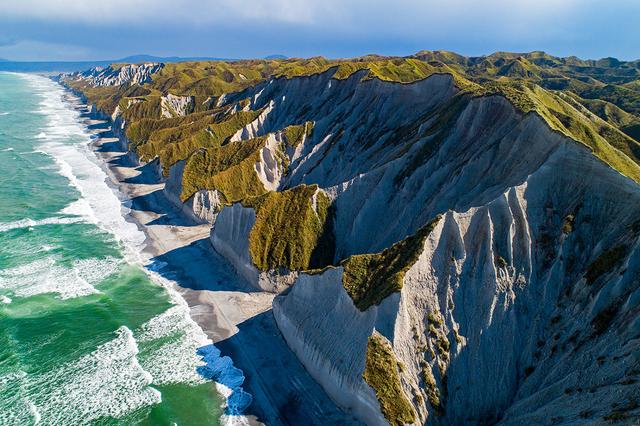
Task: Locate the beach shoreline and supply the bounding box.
[67,92,359,425]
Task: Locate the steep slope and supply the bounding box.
[62,52,640,425]
[274,140,640,424]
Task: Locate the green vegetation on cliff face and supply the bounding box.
[68,53,640,186]
[181,137,269,202]
[364,333,416,426]
[562,92,640,141]
[245,185,334,272]
[65,50,640,280]
[283,121,313,148]
[151,58,333,96]
[330,58,465,85]
[342,216,441,311]
[180,122,311,203]
[136,110,261,174]
[126,110,218,149]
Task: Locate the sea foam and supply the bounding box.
[0,257,120,300]
[31,326,161,424]
[17,74,251,425]
[0,216,85,233]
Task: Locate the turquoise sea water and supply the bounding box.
[0,73,228,425]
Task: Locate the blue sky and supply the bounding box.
[0,0,638,61]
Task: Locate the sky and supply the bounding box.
[0,0,638,61]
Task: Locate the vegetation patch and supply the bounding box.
[562,214,575,234]
[120,96,162,122]
[363,332,416,425]
[66,51,640,187]
[342,216,441,311]
[136,109,261,173]
[126,110,221,149]
[181,137,269,202]
[283,121,314,148]
[245,185,335,271]
[421,364,442,412]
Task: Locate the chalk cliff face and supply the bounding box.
[73,63,163,87]
[63,54,640,425]
[274,141,640,424]
[210,73,640,423]
[161,93,194,118]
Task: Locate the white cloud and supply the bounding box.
[0,0,580,27]
[0,0,326,25]
[0,0,636,60]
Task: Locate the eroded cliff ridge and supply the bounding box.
[63,51,640,425]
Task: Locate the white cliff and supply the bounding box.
[161,93,195,118]
[273,133,640,425]
[76,63,163,87]
[67,63,640,425]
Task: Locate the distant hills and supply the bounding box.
[0,54,289,73]
[0,55,224,73]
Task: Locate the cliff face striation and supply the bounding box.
[62,52,640,425]
[71,63,164,87]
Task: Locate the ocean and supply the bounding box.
[0,72,231,425]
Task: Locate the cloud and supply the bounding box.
[0,0,581,27]
[0,0,324,25]
[0,0,637,60]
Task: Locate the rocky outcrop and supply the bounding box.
[254,133,287,191]
[229,100,275,142]
[273,266,390,425]
[161,94,195,118]
[208,73,640,424]
[76,63,163,87]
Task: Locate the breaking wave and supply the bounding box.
[13,73,251,424]
[0,215,85,233]
[0,257,120,300]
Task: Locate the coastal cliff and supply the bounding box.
[62,53,640,425]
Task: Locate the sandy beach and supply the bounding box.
[77,109,358,425]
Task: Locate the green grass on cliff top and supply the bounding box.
[70,53,640,184]
[180,136,269,203]
[342,215,441,311]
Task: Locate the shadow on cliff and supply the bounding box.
[209,310,361,426]
[122,160,161,184]
[127,188,198,227]
[148,238,357,424]
[147,236,258,292]
[87,121,112,132]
